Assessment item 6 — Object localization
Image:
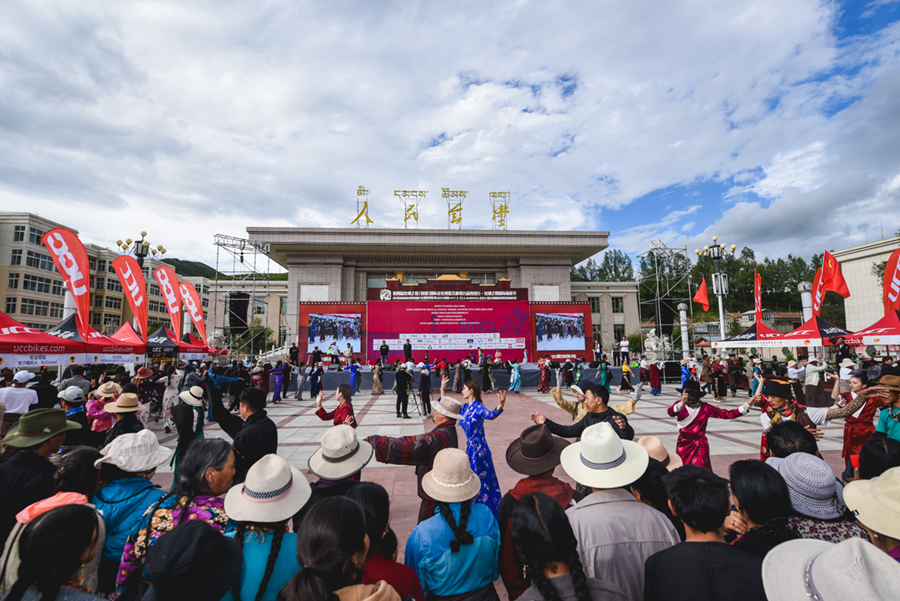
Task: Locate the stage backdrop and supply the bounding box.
[530,303,593,362]
[367,300,531,363]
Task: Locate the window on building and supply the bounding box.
[106,278,122,293]
[21,322,47,331]
[201,297,209,308]
[148,300,164,313]
[279,326,288,347]
[97,259,107,272]
[201,285,209,295]
[5,298,16,314]
[367,273,394,288]
[105,297,122,310]
[28,227,45,245]
[614,324,625,341]
[611,297,624,314]
[203,310,208,320]
[279,296,287,315]
[469,273,496,285]
[25,251,54,272]
[94,295,104,307]
[89,257,97,271]
[253,297,266,315]
[23,274,52,294]
[149,283,160,297]
[107,262,114,273]
[589,297,601,313]
[103,315,120,330]
[20,298,49,316]
[95,277,105,290]
[49,302,64,319]
[91,312,102,326]
[571,296,577,302]
[7,273,19,290]
[13,225,25,242]
[52,280,64,296]
[11,249,22,266]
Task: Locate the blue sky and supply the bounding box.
[1,0,899,268]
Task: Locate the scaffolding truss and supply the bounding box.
[212,234,282,360]
[636,240,694,363]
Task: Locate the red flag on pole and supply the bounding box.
[112,256,148,341]
[693,277,710,311]
[41,228,91,338]
[153,265,183,340]
[179,281,207,343]
[754,269,762,324]
[884,248,900,315]
[822,250,850,298]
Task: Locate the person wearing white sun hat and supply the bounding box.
[560,422,678,601]
[405,448,501,601]
[844,465,900,561]
[222,454,311,601]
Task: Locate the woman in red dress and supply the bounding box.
[537,357,551,393]
[832,373,885,476]
[315,383,357,428]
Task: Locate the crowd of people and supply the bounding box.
[0,340,898,601]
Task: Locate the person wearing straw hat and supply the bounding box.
[762,536,900,601]
[559,422,678,601]
[498,425,574,599]
[405,448,501,601]
[845,465,900,561]
[102,392,146,447]
[170,385,208,482]
[86,381,120,434]
[666,379,758,471]
[0,408,81,545]
[636,436,682,471]
[874,369,900,442]
[295,424,374,529]
[644,465,766,601]
[367,378,461,524]
[93,430,172,593]
[222,454,311,601]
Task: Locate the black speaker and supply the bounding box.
[229,292,250,338]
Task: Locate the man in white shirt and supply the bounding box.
[620,338,630,365]
[0,371,39,459]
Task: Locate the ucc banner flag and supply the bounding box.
[754,270,763,324]
[179,281,207,344]
[112,256,149,340]
[153,265,183,340]
[884,248,900,315]
[40,228,91,337]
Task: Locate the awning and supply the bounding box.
[46,314,146,364]
[179,333,209,361]
[146,326,180,356]
[779,316,853,348]
[849,310,900,346]
[712,322,784,349]
[0,311,86,368]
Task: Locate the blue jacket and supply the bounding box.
[93,478,167,562]
[405,502,500,597]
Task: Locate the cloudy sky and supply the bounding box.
[2,0,899,269]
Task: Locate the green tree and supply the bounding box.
[571,250,636,282]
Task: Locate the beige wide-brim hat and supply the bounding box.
[433,396,463,420]
[308,425,373,481]
[421,448,481,503]
[844,465,900,540]
[636,436,683,471]
[95,429,172,473]
[570,385,585,398]
[225,454,312,523]
[787,360,797,368]
[96,381,121,398]
[753,358,762,364]
[102,392,146,414]
[179,386,205,407]
[560,422,649,489]
[762,538,900,601]
[839,358,856,368]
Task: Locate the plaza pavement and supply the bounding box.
[148,383,849,565]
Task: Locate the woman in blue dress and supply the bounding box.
[509,359,521,393]
[460,380,506,517]
[348,357,360,393]
[681,358,691,388]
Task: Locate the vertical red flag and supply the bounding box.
[884,248,900,315]
[153,265,182,340]
[40,228,91,337]
[812,267,825,316]
[112,256,149,341]
[179,281,207,344]
[754,269,762,324]
[693,277,710,311]
[822,250,851,298]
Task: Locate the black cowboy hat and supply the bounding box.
[676,379,706,399]
[762,379,794,400]
[506,424,570,476]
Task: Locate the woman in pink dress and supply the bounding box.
[667,380,759,470]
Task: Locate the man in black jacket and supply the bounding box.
[394,365,413,419]
[643,465,766,601]
[403,339,412,363]
[531,385,634,440]
[0,409,80,543]
[210,386,277,483]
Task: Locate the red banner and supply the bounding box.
[754,269,762,324]
[812,267,825,316]
[153,265,182,340]
[179,281,207,344]
[112,256,149,341]
[40,228,91,337]
[693,276,710,311]
[885,248,900,315]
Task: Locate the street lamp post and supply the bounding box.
[695,237,738,346]
[116,231,166,268]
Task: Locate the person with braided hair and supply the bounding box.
[222,454,310,601]
[113,439,235,601]
[405,448,500,601]
[278,497,401,601]
[512,493,626,601]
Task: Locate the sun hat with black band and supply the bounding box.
[421,448,481,503]
[676,379,706,398]
[179,386,205,407]
[875,373,900,392]
[2,408,81,448]
[95,429,172,473]
[102,392,146,414]
[433,396,463,420]
[762,379,794,399]
[225,454,311,523]
[96,381,121,398]
[844,465,900,540]
[506,424,570,476]
[308,425,373,481]
[560,422,649,489]
[762,537,900,601]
